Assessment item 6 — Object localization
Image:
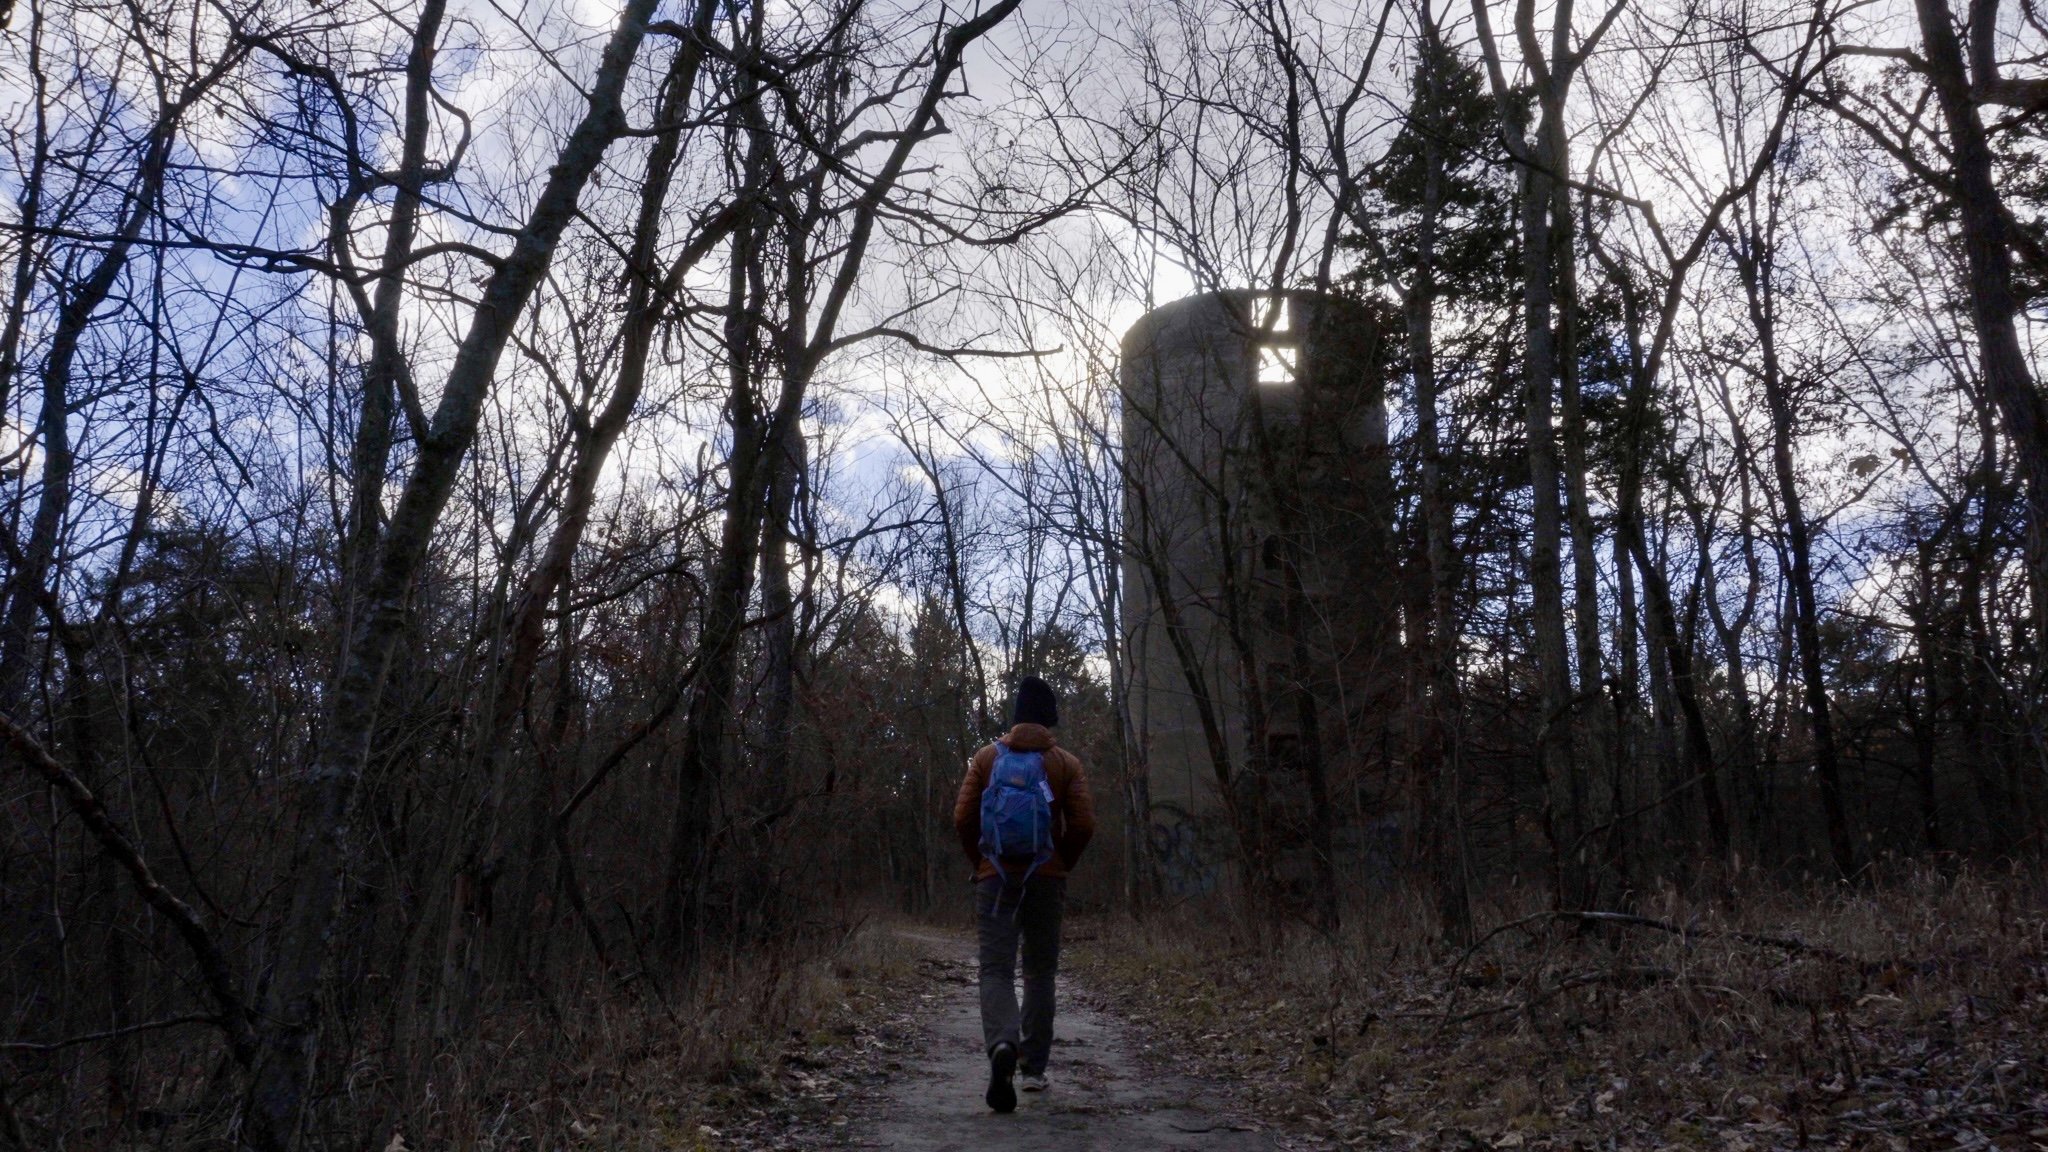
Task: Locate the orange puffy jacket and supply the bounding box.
[952,723,1095,881]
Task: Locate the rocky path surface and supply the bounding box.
[857,929,1281,1152]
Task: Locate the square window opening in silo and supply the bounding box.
[1257,343,1297,385]
[1252,295,1291,334]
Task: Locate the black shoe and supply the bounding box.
[986,1042,1018,1113]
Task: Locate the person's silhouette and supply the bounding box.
[952,676,1096,1112]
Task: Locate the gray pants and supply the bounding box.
[975,874,1065,1074]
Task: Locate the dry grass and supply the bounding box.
[2,918,923,1150]
[375,919,926,1151]
[1070,862,2048,1150]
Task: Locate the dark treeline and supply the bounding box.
[0,0,2043,1145]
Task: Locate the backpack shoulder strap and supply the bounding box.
[1041,746,1070,792]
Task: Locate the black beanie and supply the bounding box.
[1011,675,1058,728]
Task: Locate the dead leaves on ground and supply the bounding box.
[1070,905,2048,1151]
[685,961,931,1149]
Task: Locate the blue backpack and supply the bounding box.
[980,742,1056,886]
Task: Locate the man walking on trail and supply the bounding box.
[954,675,1095,1114]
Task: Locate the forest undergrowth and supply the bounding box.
[361,920,926,1152]
[0,919,923,1152]
[1071,862,2048,1151]
[395,922,901,1147]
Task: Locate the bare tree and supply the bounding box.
[655,0,1027,952]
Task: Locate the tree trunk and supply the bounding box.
[756,418,808,803]
[1400,43,1471,939]
[1908,544,1946,853]
[335,0,448,624]
[1607,518,1641,885]
[1517,128,1577,899]
[1914,0,2048,649]
[657,208,774,956]
[654,0,1022,949]
[1733,238,1855,878]
[1687,491,1761,857]
[1608,285,1733,863]
[244,6,661,1142]
[1279,540,1339,930]
[435,9,719,1031]
[1552,163,1609,903]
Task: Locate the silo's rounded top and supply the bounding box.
[1120,289,1333,360]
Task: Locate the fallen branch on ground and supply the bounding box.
[1554,910,1856,963]
[1,1014,221,1053]
[1425,965,1763,1028]
[1435,908,1862,1029]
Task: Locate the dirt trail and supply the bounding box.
[860,929,1279,1152]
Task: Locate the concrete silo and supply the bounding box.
[1119,290,1402,898]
